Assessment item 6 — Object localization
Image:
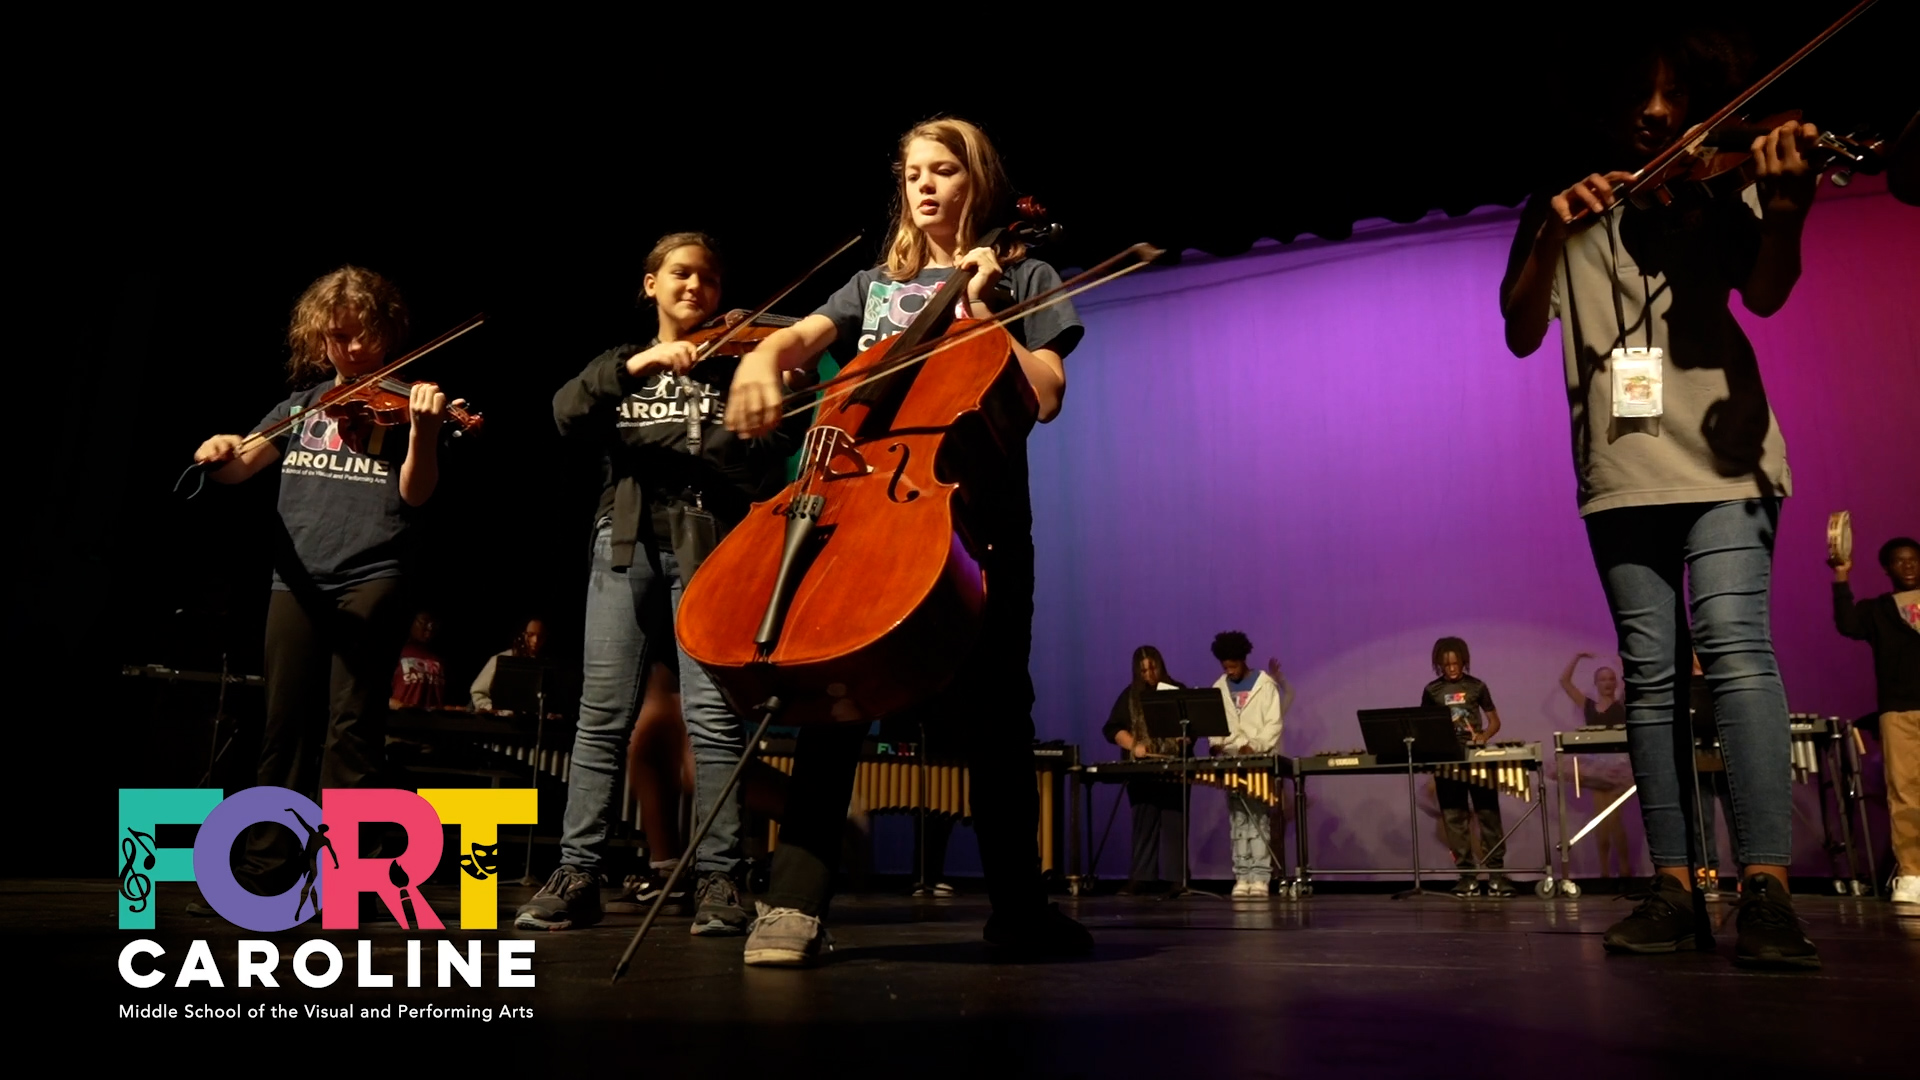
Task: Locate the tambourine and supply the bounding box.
[1827,511,1852,564]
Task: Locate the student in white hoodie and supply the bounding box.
[1210,632,1292,897]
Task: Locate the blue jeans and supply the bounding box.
[1584,499,1792,868]
[559,520,746,876]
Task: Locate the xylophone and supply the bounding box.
[1078,755,1293,807]
[1296,742,1541,802]
[1292,741,1552,895]
[755,738,1076,874]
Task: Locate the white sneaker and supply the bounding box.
[1231,880,1251,897]
[743,903,832,967]
[1247,880,1272,900]
[1892,876,1920,905]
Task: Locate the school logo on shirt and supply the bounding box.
[857,279,961,352]
[617,374,722,428]
[281,410,391,483]
[295,410,344,453]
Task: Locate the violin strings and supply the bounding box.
[778,245,1161,423]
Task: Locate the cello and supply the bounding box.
[613,217,1158,980]
[676,215,1061,728]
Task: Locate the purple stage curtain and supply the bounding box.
[1016,177,1919,881]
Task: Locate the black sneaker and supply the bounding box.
[514,865,601,931]
[1603,874,1702,954]
[691,871,750,936]
[1732,874,1820,970]
[983,903,1093,957]
[1484,876,1515,898]
[1451,875,1479,897]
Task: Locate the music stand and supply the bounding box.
[1143,688,1231,900]
[1357,707,1459,900]
[488,656,555,885]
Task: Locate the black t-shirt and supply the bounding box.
[1583,698,1625,726]
[257,384,418,591]
[1421,675,1496,740]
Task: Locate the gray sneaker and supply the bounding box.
[742,903,831,966]
[514,865,601,930]
[691,871,750,936]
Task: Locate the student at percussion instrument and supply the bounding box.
[1103,645,1186,895]
[468,616,546,711]
[725,117,1088,966]
[390,610,448,711]
[1832,535,1920,907]
[1210,632,1289,898]
[1558,651,1633,877]
[1420,637,1512,897]
[1501,30,1823,966]
[191,266,454,887]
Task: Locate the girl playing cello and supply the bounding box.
[725,117,1089,965]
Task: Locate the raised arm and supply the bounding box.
[397,382,452,507]
[1559,652,1594,708]
[1738,121,1820,317]
[1830,552,1871,642]
[1500,173,1636,357]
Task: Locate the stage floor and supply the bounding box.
[15,878,1917,1072]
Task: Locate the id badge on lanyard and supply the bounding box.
[1610,347,1664,418]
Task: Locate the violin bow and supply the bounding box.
[1589,0,1880,218]
[174,312,486,498]
[779,242,1165,421]
[690,233,863,366]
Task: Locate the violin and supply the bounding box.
[1565,0,1885,223]
[320,374,485,452]
[676,314,797,360]
[175,313,486,497]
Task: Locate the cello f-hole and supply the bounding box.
[885,443,919,503]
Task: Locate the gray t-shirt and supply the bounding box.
[1548,187,1790,515]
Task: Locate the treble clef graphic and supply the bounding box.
[118,829,157,914]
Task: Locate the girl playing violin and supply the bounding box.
[521,233,799,933]
[1500,33,1821,968]
[191,266,454,831]
[726,117,1089,965]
